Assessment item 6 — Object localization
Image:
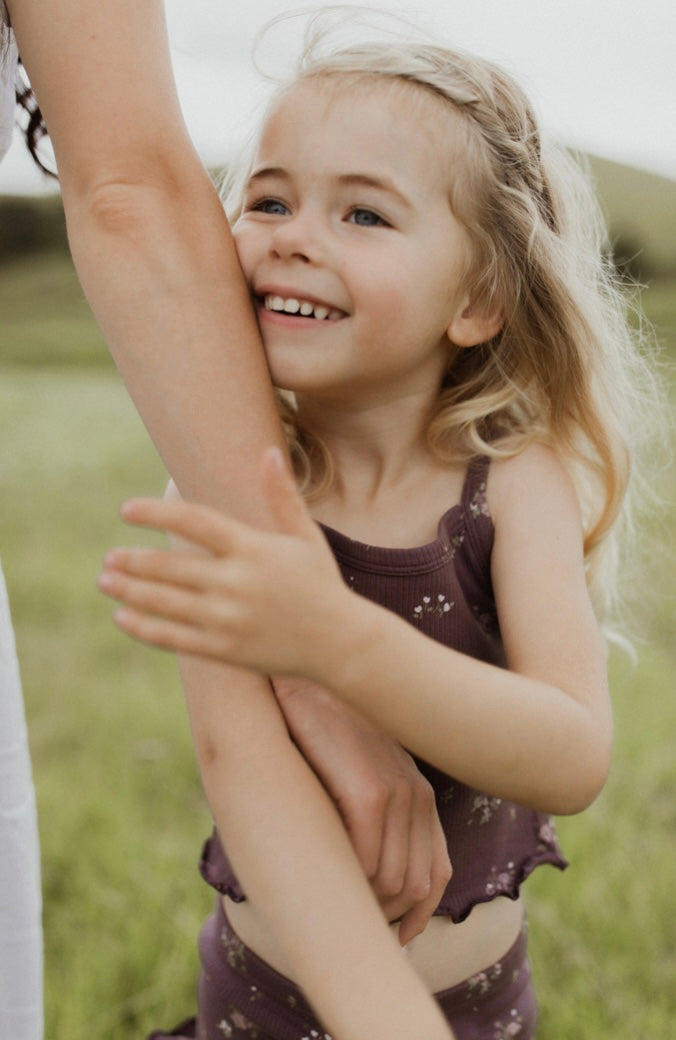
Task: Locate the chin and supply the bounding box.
[264,355,320,395]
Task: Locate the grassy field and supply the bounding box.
[1,235,675,1037]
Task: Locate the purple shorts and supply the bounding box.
[149,899,537,1040]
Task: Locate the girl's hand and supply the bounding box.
[98,448,348,681]
[273,677,452,946]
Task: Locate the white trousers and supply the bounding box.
[0,564,43,1040]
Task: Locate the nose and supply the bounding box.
[269,209,323,264]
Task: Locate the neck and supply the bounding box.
[296,387,441,504]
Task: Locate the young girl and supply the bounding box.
[99,24,656,1040]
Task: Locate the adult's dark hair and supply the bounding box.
[15,58,56,177]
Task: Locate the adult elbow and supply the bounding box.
[81,178,175,239]
[65,138,205,235]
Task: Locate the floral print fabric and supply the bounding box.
[149,902,537,1040]
[200,457,567,924]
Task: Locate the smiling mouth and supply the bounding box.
[262,294,344,322]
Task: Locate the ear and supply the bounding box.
[447,294,504,348]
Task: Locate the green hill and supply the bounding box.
[587,155,676,277]
[1,153,674,277]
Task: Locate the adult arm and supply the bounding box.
[9,3,454,1032]
[168,490,453,1038]
[179,654,453,1040]
[273,676,452,945]
[9,0,446,921]
[8,0,281,516]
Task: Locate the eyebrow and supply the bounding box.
[337,173,413,210]
[246,166,287,186]
[246,167,413,209]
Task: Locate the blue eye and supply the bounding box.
[251,198,289,216]
[348,208,387,227]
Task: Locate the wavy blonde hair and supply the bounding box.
[222,19,663,629]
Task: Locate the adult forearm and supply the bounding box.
[181,655,454,1040]
[10,0,283,519]
[64,177,283,516]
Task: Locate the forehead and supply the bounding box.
[254,74,466,200]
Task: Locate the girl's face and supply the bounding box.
[233,76,476,409]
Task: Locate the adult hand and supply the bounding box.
[273,676,452,946]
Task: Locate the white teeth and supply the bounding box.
[264,294,341,321]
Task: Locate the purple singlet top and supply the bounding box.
[200,457,567,922]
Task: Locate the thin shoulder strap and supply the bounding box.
[460,456,491,513]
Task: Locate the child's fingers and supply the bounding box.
[102,546,215,588]
[98,568,231,634]
[112,606,234,662]
[260,446,319,541]
[120,497,244,554]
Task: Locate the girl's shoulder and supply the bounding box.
[485,443,582,532]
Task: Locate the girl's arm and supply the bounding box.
[101,444,613,816]
[327,445,613,815]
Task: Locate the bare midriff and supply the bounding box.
[224,891,524,995]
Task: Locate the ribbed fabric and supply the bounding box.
[200,459,566,923]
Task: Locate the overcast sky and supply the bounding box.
[1,0,675,194]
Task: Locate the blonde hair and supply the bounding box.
[222,19,664,631]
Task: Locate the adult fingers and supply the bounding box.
[386,781,435,944]
[397,812,452,947]
[369,777,414,902]
[342,783,388,883]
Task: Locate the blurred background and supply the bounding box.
[1,2,675,1037]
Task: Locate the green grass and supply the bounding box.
[527,644,676,1038]
[1,247,675,1037]
[0,251,113,367]
[1,369,214,1037]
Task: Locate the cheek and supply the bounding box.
[231,224,258,279]
[352,261,408,318]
